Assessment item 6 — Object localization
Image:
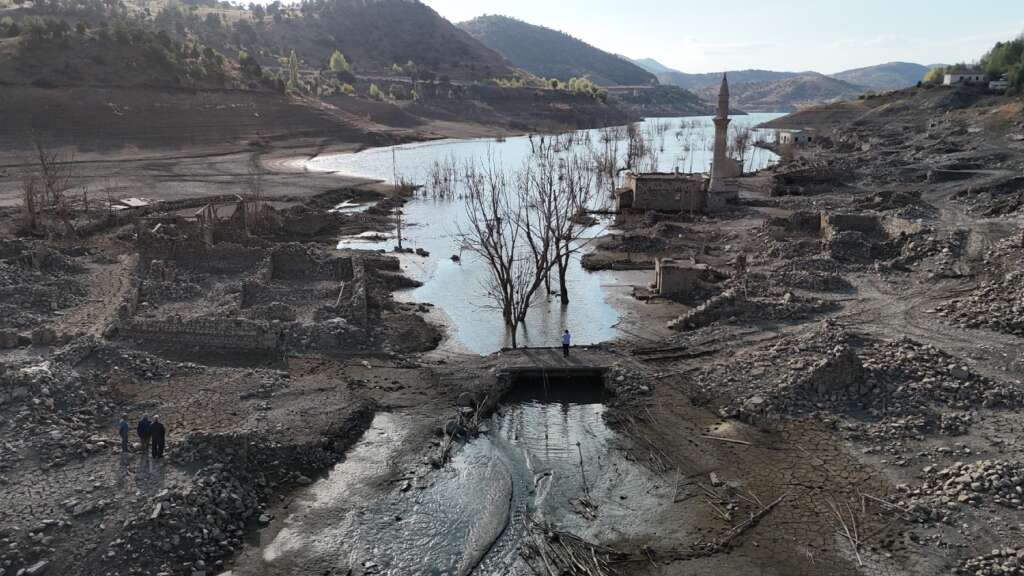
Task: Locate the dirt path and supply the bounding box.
[54,254,137,339]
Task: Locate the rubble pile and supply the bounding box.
[283,318,371,353]
[762,238,822,261]
[668,289,835,332]
[605,365,654,402]
[0,357,120,468]
[954,176,1024,217]
[768,257,853,292]
[826,230,876,263]
[861,338,1024,411]
[957,549,1024,576]
[0,240,86,333]
[114,403,374,575]
[52,336,203,380]
[934,271,1024,336]
[856,189,937,220]
[703,323,1022,433]
[892,460,1024,520]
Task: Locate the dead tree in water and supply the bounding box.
[458,160,547,348]
[529,150,597,305]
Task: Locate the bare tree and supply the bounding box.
[243,153,266,234]
[529,150,597,305]
[20,138,78,236]
[457,160,542,348]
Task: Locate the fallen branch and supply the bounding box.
[713,493,787,550]
[700,435,752,446]
[827,497,863,566]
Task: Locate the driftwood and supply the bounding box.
[527,520,626,576]
[712,493,787,551]
[699,435,752,446]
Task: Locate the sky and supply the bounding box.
[422,0,1024,74]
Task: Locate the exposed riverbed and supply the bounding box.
[237,374,674,576]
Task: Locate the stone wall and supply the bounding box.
[138,235,268,276]
[121,317,278,351]
[821,212,923,241]
[626,173,706,212]
[269,245,354,281]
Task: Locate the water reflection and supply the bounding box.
[313,115,783,355]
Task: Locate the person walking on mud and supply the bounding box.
[150,415,166,459]
[118,414,130,453]
[562,330,572,358]
[137,414,152,456]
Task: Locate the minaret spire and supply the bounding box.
[717,73,730,119]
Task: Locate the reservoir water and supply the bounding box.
[311,114,784,354]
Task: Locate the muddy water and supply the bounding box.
[242,385,673,575]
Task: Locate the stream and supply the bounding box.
[241,375,674,575]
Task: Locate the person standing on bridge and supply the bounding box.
[562,330,572,358]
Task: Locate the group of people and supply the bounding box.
[117,414,167,458]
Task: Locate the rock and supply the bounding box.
[295,475,313,486]
[23,561,49,575]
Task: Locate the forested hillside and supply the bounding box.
[460,15,656,86]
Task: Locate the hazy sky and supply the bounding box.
[424,0,1024,74]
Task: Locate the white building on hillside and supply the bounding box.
[943,72,987,86]
[778,129,815,146]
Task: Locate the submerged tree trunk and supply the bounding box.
[558,253,570,305]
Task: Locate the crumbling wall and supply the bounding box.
[819,213,925,243]
[347,259,368,325]
[766,211,822,237]
[121,317,278,351]
[667,290,737,331]
[626,173,706,212]
[138,236,267,276]
[881,216,924,237]
[269,244,354,281]
[821,213,884,241]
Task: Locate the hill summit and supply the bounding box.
[459,15,656,86]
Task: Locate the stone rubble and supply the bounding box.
[893,460,1024,520]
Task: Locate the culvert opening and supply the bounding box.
[500,368,609,406]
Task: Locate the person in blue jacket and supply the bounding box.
[117,415,130,453]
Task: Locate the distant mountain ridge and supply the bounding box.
[459,15,657,86]
[831,62,930,90]
[633,58,932,111]
[695,73,865,112]
[631,59,804,90]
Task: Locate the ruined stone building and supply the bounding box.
[778,129,815,146]
[615,74,742,214]
[614,171,706,212]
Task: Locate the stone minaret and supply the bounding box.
[709,73,740,201]
[711,73,731,183]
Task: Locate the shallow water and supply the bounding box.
[248,382,674,576]
[313,114,784,355]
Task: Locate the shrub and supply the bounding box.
[329,50,350,74]
[368,83,384,101]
